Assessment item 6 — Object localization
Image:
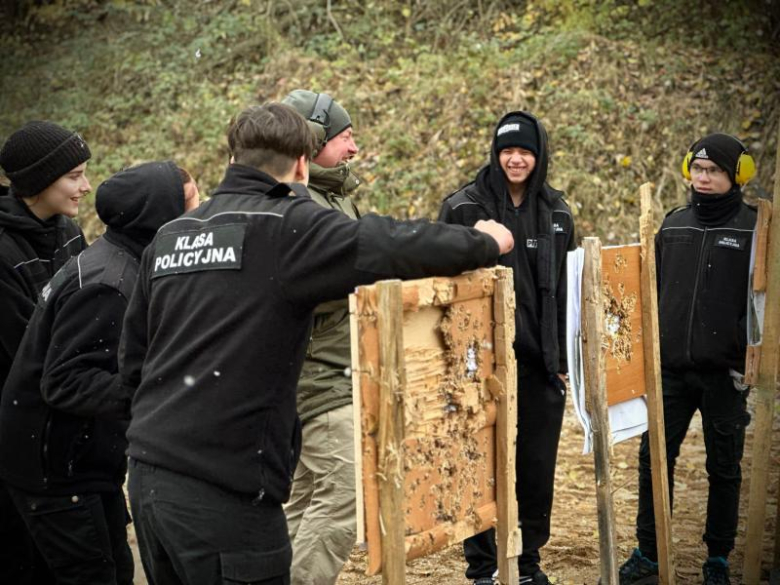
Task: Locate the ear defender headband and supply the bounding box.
[681,137,756,186]
[307,93,334,156]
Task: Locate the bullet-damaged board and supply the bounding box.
[350,267,520,578]
[602,244,646,405]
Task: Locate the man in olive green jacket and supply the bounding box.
[282,89,360,585]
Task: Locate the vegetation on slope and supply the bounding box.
[1,0,778,241]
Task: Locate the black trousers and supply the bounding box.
[6,483,133,585]
[128,458,291,585]
[464,364,567,579]
[636,368,749,560]
[0,480,55,584]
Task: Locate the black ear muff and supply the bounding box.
[308,93,334,157]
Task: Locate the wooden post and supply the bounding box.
[639,184,676,585]
[494,267,521,585]
[743,129,780,584]
[744,201,772,386]
[377,281,406,584]
[581,237,619,584]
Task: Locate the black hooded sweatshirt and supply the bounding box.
[0,161,184,495]
[439,111,576,376]
[0,193,86,392]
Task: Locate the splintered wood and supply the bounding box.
[601,245,646,406]
[351,267,518,580]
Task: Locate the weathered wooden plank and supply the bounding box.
[354,286,383,576]
[582,237,619,585]
[639,183,676,585]
[377,280,407,585]
[350,293,367,546]
[405,501,497,560]
[494,266,520,585]
[743,130,780,584]
[400,270,496,310]
[744,199,772,385]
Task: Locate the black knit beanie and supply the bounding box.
[0,121,91,197]
[689,133,744,184]
[494,114,539,156]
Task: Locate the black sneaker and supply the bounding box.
[617,548,659,585]
[702,557,730,585]
[520,569,551,585]
[473,579,494,585]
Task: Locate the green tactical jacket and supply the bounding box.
[296,161,361,425]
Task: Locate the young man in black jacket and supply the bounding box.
[120,103,513,585]
[439,111,576,585]
[0,161,198,584]
[618,133,757,585]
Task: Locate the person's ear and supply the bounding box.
[293,155,309,185]
[183,181,200,211]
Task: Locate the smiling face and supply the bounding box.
[499,147,536,187]
[313,127,358,168]
[24,162,91,220]
[690,159,733,195]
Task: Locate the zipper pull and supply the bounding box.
[252,488,265,506]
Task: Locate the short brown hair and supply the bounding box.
[177,166,193,186]
[227,103,317,178]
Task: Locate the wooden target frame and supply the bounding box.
[581,184,674,584]
[350,266,520,584]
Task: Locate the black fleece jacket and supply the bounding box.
[656,195,756,372]
[0,161,184,495]
[439,111,576,376]
[0,195,85,392]
[121,163,500,505]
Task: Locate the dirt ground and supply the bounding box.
[129,390,780,584]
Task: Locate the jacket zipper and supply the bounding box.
[685,227,708,363]
[41,413,53,487]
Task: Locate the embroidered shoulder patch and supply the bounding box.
[152,223,245,278]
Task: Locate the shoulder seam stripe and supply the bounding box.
[661,226,704,232]
[161,210,285,229]
[13,257,51,268]
[451,201,479,210]
[61,234,83,248]
[77,253,84,289]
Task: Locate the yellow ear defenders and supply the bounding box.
[681,137,756,186]
[307,93,334,157]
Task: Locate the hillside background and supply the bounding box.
[1,0,779,241]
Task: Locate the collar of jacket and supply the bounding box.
[0,191,66,256]
[309,162,360,197]
[211,164,290,199]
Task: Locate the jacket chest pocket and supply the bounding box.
[703,236,750,295]
[662,233,694,246]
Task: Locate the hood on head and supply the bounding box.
[96,161,184,248]
[489,110,549,201]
